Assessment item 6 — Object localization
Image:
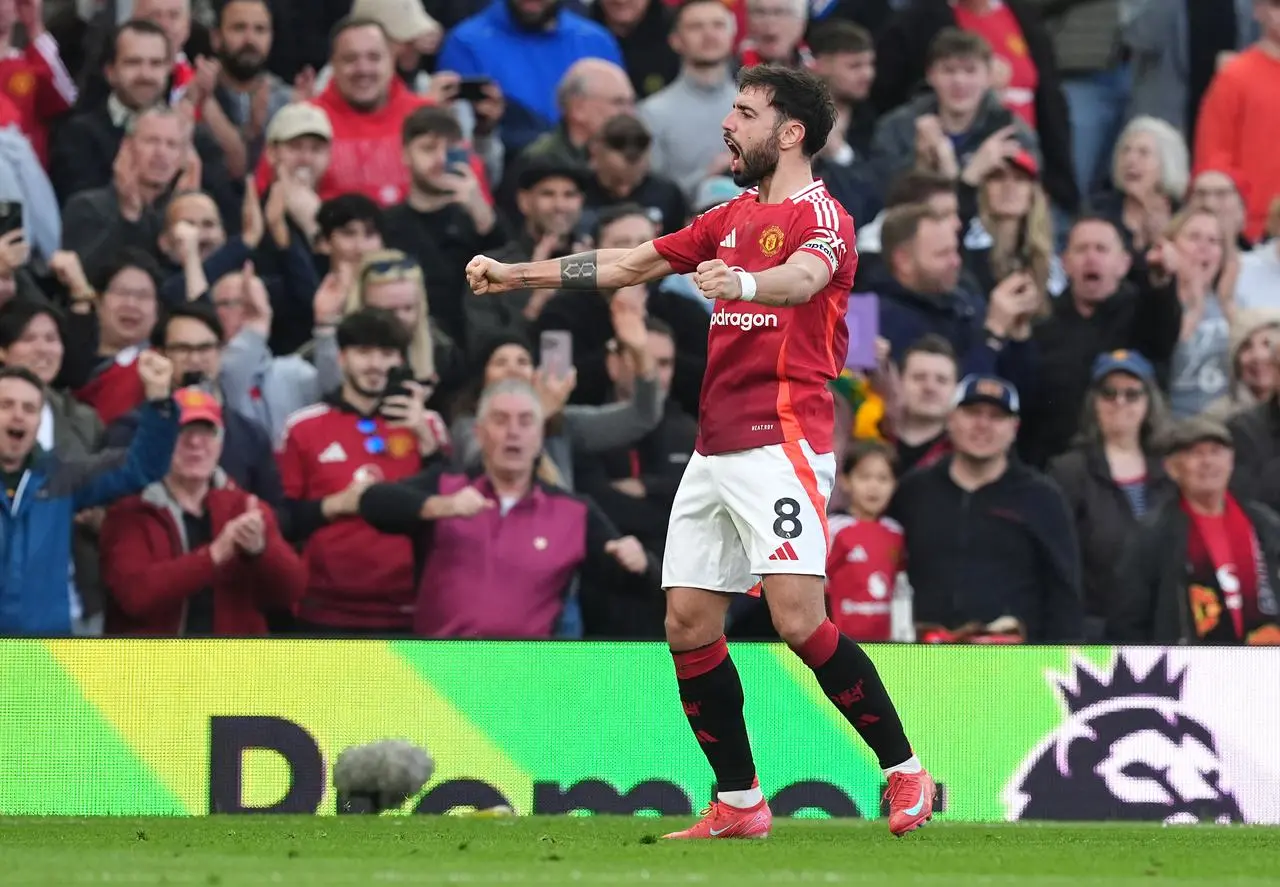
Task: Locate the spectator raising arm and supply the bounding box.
[66,352,179,511]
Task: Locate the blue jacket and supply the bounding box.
[870,275,1036,400]
[0,398,178,635]
[437,1,622,155]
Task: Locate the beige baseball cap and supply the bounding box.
[351,0,441,43]
[267,103,333,144]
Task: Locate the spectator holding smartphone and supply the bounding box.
[276,307,447,635]
[450,304,664,491]
[383,106,505,354]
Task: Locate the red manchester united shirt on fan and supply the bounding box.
[652,180,856,456]
[277,398,424,629]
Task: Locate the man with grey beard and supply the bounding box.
[382,104,506,350]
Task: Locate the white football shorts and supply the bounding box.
[661,439,836,593]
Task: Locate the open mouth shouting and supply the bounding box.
[724,135,742,175]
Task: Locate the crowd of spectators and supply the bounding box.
[0,0,1279,647]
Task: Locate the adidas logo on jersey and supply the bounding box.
[318,442,348,463]
[720,229,737,248]
[851,545,868,563]
[710,310,778,331]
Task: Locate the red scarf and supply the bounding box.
[1181,494,1271,641]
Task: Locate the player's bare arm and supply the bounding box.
[466,243,674,294]
[693,251,832,307]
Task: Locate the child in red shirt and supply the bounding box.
[826,441,905,641]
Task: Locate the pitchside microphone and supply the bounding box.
[333,740,435,814]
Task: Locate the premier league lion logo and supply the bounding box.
[1003,654,1243,824]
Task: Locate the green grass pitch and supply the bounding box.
[2,816,1279,886]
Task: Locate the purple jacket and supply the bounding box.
[361,468,642,638]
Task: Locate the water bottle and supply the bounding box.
[890,572,915,643]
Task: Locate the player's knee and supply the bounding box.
[664,595,722,649]
[770,608,825,649]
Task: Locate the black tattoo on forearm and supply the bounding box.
[559,251,599,289]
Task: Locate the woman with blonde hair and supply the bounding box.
[1148,206,1233,416]
[1092,116,1189,263]
[312,250,466,405]
[958,144,1064,309]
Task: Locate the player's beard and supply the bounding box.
[218,47,265,82]
[345,370,386,401]
[732,133,781,187]
[411,169,452,197]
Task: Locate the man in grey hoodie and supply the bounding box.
[216,266,340,443]
[869,28,1040,199]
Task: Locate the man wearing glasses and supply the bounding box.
[276,307,448,635]
[102,301,283,507]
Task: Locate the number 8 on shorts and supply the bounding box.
[661,440,835,593]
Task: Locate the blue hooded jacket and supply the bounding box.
[0,397,178,635]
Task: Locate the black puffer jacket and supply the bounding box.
[1047,443,1176,638]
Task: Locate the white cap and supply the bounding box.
[266,103,333,144]
[350,0,441,42]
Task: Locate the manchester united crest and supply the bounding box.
[7,71,33,98]
[759,225,785,257]
[387,430,417,459]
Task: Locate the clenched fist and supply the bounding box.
[604,536,648,574]
[444,486,493,518]
[137,350,175,401]
[693,259,742,302]
[466,255,515,295]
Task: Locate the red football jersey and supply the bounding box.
[0,35,77,166]
[277,401,424,629]
[954,2,1039,128]
[652,181,856,455]
[825,515,905,641]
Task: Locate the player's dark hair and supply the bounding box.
[402,105,463,146]
[0,300,65,351]
[885,170,957,209]
[880,203,942,263]
[594,202,653,242]
[153,302,225,349]
[926,27,992,68]
[337,307,412,352]
[0,364,46,396]
[330,15,388,47]
[808,20,873,58]
[736,64,837,158]
[106,19,170,66]
[646,316,675,340]
[517,159,588,193]
[1067,214,1125,247]
[215,0,271,27]
[93,247,163,297]
[841,438,897,476]
[902,333,958,373]
[317,193,385,239]
[672,0,732,29]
